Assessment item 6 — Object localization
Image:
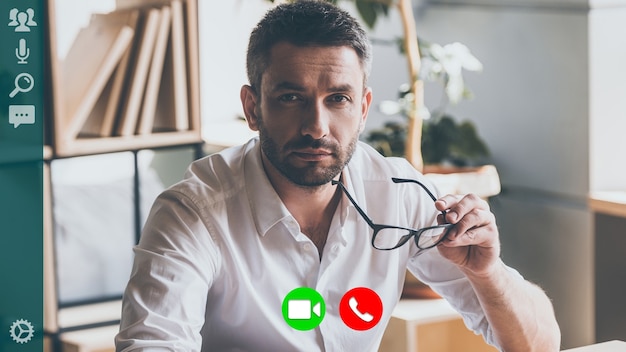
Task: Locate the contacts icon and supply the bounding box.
[8,8,37,32]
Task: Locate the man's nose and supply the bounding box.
[300,101,330,140]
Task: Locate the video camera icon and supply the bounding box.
[282,287,325,331]
[287,299,322,320]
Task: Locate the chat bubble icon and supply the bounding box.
[9,105,35,128]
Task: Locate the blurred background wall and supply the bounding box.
[408,1,626,348]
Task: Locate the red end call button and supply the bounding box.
[339,287,383,330]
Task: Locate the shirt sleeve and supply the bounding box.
[406,248,524,350]
[115,189,221,351]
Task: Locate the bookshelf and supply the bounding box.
[46,0,202,157]
[43,0,202,351]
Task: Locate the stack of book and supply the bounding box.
[60,0,191,141]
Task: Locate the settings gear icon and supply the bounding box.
[10,319,34,344]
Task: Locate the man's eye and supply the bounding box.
[279,94,300,102]
[329,95,350,103]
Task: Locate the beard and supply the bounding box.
[256,116,359,188]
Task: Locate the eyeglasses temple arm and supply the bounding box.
[391,177,449,221]
[391,177,439,202]
[331,180,377,228]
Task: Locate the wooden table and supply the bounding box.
[562,340,626,351]
[589,192,626,218]
[379,299,497,352]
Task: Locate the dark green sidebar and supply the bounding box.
[0,0,45,350]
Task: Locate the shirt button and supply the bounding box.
[303,243,313,251]
[331,244,340,253]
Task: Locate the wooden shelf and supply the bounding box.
[57,301,122,329]
[589,191,626,218]
[44,145,53,160]
[59,325,117,352]
[53,130,202,158]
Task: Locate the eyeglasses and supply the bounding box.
[332,177,453,251]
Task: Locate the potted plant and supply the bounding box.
[368,39,490,167]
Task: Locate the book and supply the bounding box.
[115,0,171,9]
[99,11,140,137]
[169,0,189,131]
[115,7,162,136]
[136,5,171,135]
[79,69,116,137]
[152,0,189,133]
[61,12,135,141]
[184,0,201,131]
[80,10,140,138]
[152,34,176,132]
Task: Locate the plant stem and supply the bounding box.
[397,0,424,172]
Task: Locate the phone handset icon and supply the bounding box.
[340,287,382,330]
[349,296,374,322]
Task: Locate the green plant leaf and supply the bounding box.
[354,0,391,29]
[355,0,379,28]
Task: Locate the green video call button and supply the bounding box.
[282,287,326,331]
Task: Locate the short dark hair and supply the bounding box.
[246,0,372,94]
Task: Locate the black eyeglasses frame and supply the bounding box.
[332,177,453,251]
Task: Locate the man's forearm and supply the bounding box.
[464,260,561,352]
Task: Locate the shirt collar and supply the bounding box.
[243,138,369,239]
[337,161,364,227]
[244,138,293,237]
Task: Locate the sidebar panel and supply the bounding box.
[0,0,45,350]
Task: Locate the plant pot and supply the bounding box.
[423,164,501,199]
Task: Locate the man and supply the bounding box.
[116,1,560,351]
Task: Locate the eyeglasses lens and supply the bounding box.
[416,226,448,249]
[373,228,412,250]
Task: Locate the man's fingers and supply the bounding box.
[436,193,490,224]
[441,228,481,247]
[442,209,496,246]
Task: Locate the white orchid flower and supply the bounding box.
[422,42,482,104]
[379,94,431,120]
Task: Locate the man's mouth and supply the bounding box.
[291,149,333,162]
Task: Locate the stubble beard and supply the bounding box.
[256,117,359,188]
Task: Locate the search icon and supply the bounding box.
[9,72,34,98]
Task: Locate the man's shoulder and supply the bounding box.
[166,140,257,206]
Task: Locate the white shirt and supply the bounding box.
[116,138,513,351]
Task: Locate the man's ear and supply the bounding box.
[359,87,373,133]
[240,85,260,131]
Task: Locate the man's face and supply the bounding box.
[242,42,372,187]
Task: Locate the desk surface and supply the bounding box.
[562,340,626,352]
[391,299,460,324]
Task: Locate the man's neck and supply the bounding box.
[260,152,341,257]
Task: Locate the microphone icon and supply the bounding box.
[16,38,30,64]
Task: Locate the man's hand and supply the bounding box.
[434,193,500,278]
[434,193,561,351]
